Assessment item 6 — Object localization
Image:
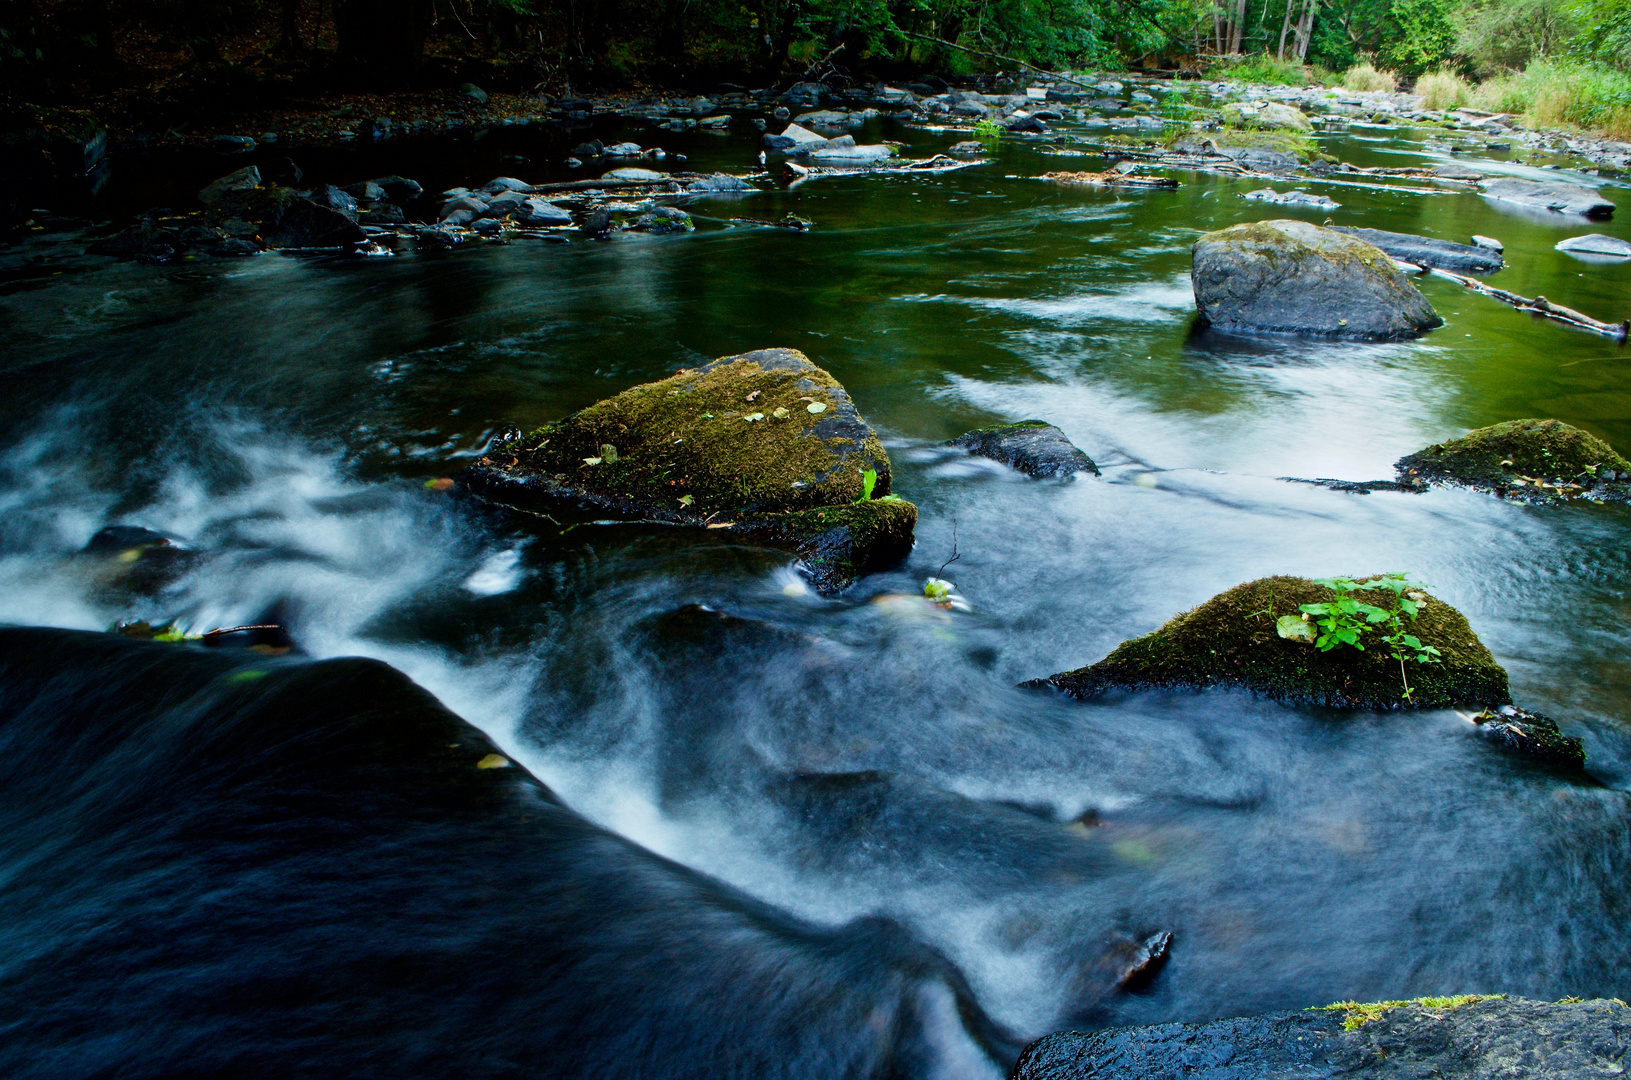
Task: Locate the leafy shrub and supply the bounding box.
[1455,0,1577,76]
[1212,53,1309,86]
[1342,62,1398,92]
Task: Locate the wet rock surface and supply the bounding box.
[1034,575,1511,712]
[1013,996,1631,1080]
[460,348,915,594]
[1191,220,1441,339]
[1396,418,1631,500]
[951,421,1099,479]
[1480,178,1616,218]
[1328,226,1505,272]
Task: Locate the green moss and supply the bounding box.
[1201,220,1400,279]
[737,500,919,594]
[459,348,916,594]
[1167,125,1315,160]
[484,348,891,521]
[1318,995,1503,1031]
[1397,419,1631,494]
[1045,575,1511,710]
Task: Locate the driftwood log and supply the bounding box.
[1429,267,1630,341]
[1039,169,1179,189]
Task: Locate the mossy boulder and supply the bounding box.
[1037,575,1510,711]
[951,420,1099,479]
[1192,220,1442,339]
[1396,419,1631,498]
[460,348,916,593]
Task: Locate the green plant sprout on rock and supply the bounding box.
[1298,574,1442,701]
[972,119,1002,144]
[1318,995,1502,1032]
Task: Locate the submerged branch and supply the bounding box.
[1429,268,1630,341]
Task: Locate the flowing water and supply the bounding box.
[2,103,1630,1078]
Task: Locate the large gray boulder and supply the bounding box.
[1191,220,1441,339]
[1329,226,1504,272]
[1480,177,1614,218]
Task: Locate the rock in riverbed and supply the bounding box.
[1556,233,1631,258]
[1033,575,1511,711]
[1191,220,1441,339]
[1396,418,1631,498]
[1014,996,1631,1080]
[1480,177,1615,218]
[1329,226,1504,272]
[950,421,1098,478]
[460,349,916,594]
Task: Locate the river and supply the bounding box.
[1,99,1629,1078]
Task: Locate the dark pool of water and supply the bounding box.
[1,99,1629,1079]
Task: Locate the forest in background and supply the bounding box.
[0,0,1628,135]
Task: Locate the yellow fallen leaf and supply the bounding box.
[806,402,828,414]
[678,494,694,506]
[583,456,603,465]
[706,522,735,529]
[477,754,510,769]
[772,407,790,418]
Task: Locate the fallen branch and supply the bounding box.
[1039,169,1179,188]
[1431,267,1630,341]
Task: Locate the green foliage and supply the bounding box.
[1215,53,1309,85]
[1473,59,1631,135]
[1160,84,1197,123]
[972,118,1003,143]
[1567,0,1631,70]
[1298,575,1442,700]
[1341,61,1399,92]
[856,468,878,502]
[1455,0,1577,75]
[1378,0,1459,79]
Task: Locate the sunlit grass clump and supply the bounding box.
[1342,62,1398,93]
[1471,60,1631,139]
[1416,70,1471,110]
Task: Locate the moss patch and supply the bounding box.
[736,501,918,595]
[1201,220,1401,279]
[475,348,889,519]
[1042,575,1510,710]
[1397,419,1631,497]
[459,348,915,593]
[1319,995,1503,1032]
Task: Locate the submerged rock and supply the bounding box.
[1240,188,1338,209]
[1329,226,1504,272]
[1191,220,1441,339]
[1014,996,1631,1080]
[1220,100,1311,130]
[1556,233,1631,258]
[460,348,916,593]
[950,421,1099,479]
[1034,575,1510,711]
[1480,177,1615,218]
[1396,418,1631,498]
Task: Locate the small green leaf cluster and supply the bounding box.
[853,468,902,504]
[972,119,1003,143]
[1298,574,1443,699]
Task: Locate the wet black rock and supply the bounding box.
[89,220,181,261]
[199,166,261,206]
[514,197,572,226]
[951,421,1099,479]
[630,207,693,233]
[1328,226,1504,272]
[580,207,613,239]
[1014,996,1631,1079]
[1474,705,1586,769]
[320,184,360,219]
[1191,220,1442,339]
[211,135,255,155]
[257,192,367,249]
[370,175,423,203]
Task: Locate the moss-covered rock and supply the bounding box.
[1192,220,1442,339]
[460,348,916,593]
[1396,419,1631,498]
[1037,575,1510,711]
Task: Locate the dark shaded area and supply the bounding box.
[0,627,1014,1080]
[951,420,1099,479]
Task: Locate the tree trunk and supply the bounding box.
[331,0,434,84]
[1278,0,1294,59]
[1294,0,1317,62]
[1230,0,1247,53]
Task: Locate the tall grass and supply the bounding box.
[1415,70,1471,109]
[1472,60,1631,139]
[1212,53,1312,86]
[1341,63,1398,93]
